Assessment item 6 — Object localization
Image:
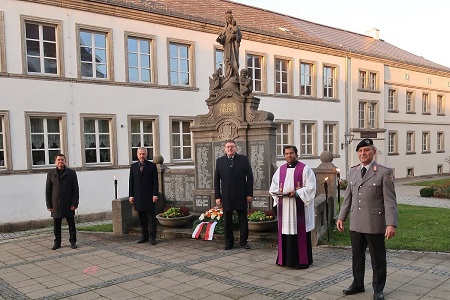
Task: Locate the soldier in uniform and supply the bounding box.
[336,139,398,300]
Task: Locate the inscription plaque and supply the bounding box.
[194,194,211,210]
[251,195,270,210]
[249,140,269,190]
[163,173,195,208]
[195,142,213,189]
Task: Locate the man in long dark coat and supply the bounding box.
[215,139,253,250]
[129,147,159,245]
[46,153,79,250]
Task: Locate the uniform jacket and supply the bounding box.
[129,160,159,212]
[338,161,398,234]
[46,167,79,219]
[214,153,254,211]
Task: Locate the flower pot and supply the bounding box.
[156,214,192,227]
[248,219,277,232]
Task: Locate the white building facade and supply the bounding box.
[0,0,449,225]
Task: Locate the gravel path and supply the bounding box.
[395,177,450,209]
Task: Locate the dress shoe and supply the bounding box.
[240,243,250,249]
[149,239,156,245]
[373,291,384,300]
[70,243,77,249]
[342,286,365,295]
[137,237,149,244]
[296,264,309,269]
[51,243,61,250]
[224,244,233,250]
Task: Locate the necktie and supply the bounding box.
[361,167,366,178]
[140,163,144,173]
[228,157,233,168]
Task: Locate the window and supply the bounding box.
[0,111,11,170]
[406,131,415,153]
[358,70,378,91]
[437,132,444,152]
[437,165,443,174]
[274,57,290,95]
[323,123,337,154]
[0,115,4,168]
[422,93,430,114]
[388,89,397,111]
[406,91,415,113]
[81,115,116,165]
[247,53,265,93]
[168,39,195,86]
[77,25,112,79]
[300,61,314,96]
[130,117,158,162]
[358,70,367,90]
[358,101,378,129]
[388,131,397,154]
[171,119,192,161]
[437,95,445,115]
[323,65,336,98]
[126,33,155,83]
[369,72,377,90]
[276,121,292,157]
[26,113,66,168]
[422,132,430,152]
[0,12,5,73]
[214,48,224,75]
[407,167,414,177]
[22,16,62,75]
[300,122,315,156]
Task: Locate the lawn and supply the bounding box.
[77,223,113,232]
[407,178,450,186]
[323,204,450,253]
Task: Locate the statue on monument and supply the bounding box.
[239,69,252,97]
[209,68,222,96]
[216,10,242,84]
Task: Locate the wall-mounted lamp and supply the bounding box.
[341,133,354,150]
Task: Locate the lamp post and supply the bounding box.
[336,168,341,212]
[114,176,118,199]
[324,177,329,242]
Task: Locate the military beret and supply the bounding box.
[356,139,374,151]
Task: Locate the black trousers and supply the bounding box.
[223,209,248,246]
[277,232,313,268]
[350,231,387,292]
[54,217,76,244]
[138,211,157,239]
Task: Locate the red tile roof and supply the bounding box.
[91,0,450,73]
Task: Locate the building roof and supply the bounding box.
[91,0,450,74]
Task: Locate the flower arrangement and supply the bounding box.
[192,206,238,234]
[159,207,190,218]
[247,210,275,222]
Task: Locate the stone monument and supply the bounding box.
[191,10,277,212]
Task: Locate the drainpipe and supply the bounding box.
[344,56,351,178]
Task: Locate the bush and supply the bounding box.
[419,187,435,197]
[339,179,348,190]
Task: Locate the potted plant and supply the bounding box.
[156,207,191,227]
[247,210,277,232]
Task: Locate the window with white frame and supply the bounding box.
[126,34,154,83]
[422,93,430,113]
[407,167,414,177]
[323,123,336,154]
[171,119,192,161]
[130,118,156,161]
[27,114,65,167]
[437,95,445,115]
[358,70,378,91]
[358,70,367,90]
[83,117,114,164]
[388,131,397,154]
[300,122,315,156]
[422,131,430,152]
[275,58,289,94]
[78,26,111,79]
[0,114,5,168]
[276,121,291,157]
[247,53,264,92]
[323,65,335,98]
[437,132,444,152]
[358,101,378,129]
[406,91,415,113]
[406,131,415,153]
[168,40,194,86]
[437,165,443,174]
[214,48,224,76]
[23,17,62,75]
[388,89,397,111]
[369,72,377,90]
[300,62,313,96]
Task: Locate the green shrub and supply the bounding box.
[339,179,348,190]
[419,187,435,197]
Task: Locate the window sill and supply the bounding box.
[421,151,431,154]
[406,152,416,155]
[437,113,446,116]
[422,112,431,115]
[357,88,381,94]
[388,152,399,156]
[406,111,416,114]
[387,110,399,113]
[437,150,446,153]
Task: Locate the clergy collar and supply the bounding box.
[287,160,298,168]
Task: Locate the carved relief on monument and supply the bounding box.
[218,121,239,140]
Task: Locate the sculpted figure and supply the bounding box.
[209,68,222,95]
[216,10,242,80]
[239,69,252,96]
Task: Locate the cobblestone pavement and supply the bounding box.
[0,232,449,300]
[395,177,450,209]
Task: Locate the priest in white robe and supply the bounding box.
[270,145,316,269]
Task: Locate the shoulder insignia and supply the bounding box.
[351,164,359,169]
[389,174,394,181]
[377,164,390,169]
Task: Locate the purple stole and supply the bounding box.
[277,162,308,265]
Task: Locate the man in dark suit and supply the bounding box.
[215,139,254,250]
[337,139,398,300]
[129,147,159,245]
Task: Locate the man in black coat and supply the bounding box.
[129,147,159,245]
[215,139,253,250]
[46,153,79,250]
